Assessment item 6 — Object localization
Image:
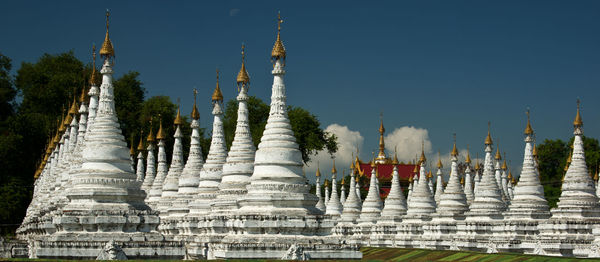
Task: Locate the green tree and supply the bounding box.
[114,71,145,147]
[0,53,16,124]
[222,96,337,163]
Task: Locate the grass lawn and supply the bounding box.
[360,247,600,261]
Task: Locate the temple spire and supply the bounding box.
[158,104,186,215]
[211,47,257,214]
[551,100,600,218]
[505,110,550,219]
[436,135,468,216]
[375,113,386,164]
[315,166,326,212]
[326,158,342,217]
[168,90,205,216]
[188,74,228,216]
[237,13,319,215]
[99,10,115,59]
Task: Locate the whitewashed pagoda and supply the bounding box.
[15,10,600,260]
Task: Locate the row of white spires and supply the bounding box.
[16,12,600,258]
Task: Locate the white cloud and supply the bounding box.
[229,8,240,17]
[305,124,364,182]
[384,126,432,163]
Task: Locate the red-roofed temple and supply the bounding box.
[353,118,418,198]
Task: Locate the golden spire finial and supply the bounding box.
[129,134,135,156]
[475,153,480,170]
[99,9,115,59]
[191,88,200,120]
[350,152,355,169]
[375,113,387,161]
[146,117,155,142]
[465,144,472,164]
[427,170,433,178]
[332,159,337,174]
[271,12,286,62]
[574,99,583,127]
[461,176,465,185]
[508,170,513,179]
[370,152,376,168]
[237,43,250,86]
[341,176,346,185]
[316,163,321,177]
[485,121,493,145]
[79,85,87,103]
[324,180,328,187]
[495,145,502,160]
[212,69,224,102]
[392,146,399,165]
[451,133,458,157]
[413,164,418,173]
[502,154,508,170]
[90,44,98,85]
[174,99,183,125]
[137,130,145,151]
[532,143,538,157]
[68,94,78,115]
[524,109,534,135]
[156,115,166,140]
[419,140,426,164]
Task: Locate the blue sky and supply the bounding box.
[3,1,600,179]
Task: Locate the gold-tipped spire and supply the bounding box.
[212,69,223,102]
[495,145,502,160]
[174,105,183,125]
[595,166,599,181]
[419,140,426,164]
[191,89,200,120]
[79,85,87,103]
[129,134,135,156]
[99,10,115,59]
[146,118,155,142]
[485,122,493,145]
[533,143,538,158]
[392,146,399,165]
[574,99,583,127]
[437,151,443,169]
[451,133,458,157]
[465,145,472,164]
[236,44,250,86]
[350,153,356,169]
[408,174,414,183]
[90,44,98,85]
[508,170,513,180]
[376,113,386,162]
[316,166,321,177]
[413,164,418,173]
[68,95,78,115]
[511,177,517,185]
[341,177,346,185]
[324,180,329,187]
[156,115,165,140]
[460,176,465,185]
[137,130,145,151]
[474,153,481,170]
[524,109,534,135]
[271,12,286,61]
[502,158,508,170]
[427,170,433,178]
[332,159,337,174]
